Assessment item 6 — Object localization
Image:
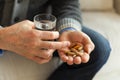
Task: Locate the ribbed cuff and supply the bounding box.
[0,25,4,56]
[57,18,81,33]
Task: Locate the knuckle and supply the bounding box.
[23,20,34,26]
[26,40,39,48]
[24,20,31,23]
[28,31,40,40]
[57,45,62,49]
[59,43,63,49]
[38,31,43,38]
[43,52,51,58]
[48,42,54,49]
[29,30,37,37]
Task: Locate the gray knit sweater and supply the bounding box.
[0,0,82,32]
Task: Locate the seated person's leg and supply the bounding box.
[47,26,111,80]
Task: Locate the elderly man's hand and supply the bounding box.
[0,20,70,64]
[58,30,95,65]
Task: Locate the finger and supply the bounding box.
[35,30,59,40]
[81,52,90,63]
[58,51,68,62]
[32,56,52,64]
[83,35,95,54]
[20,52,52,64]
[40,41,70,49]
[22,20,35,28]
[73,56,81,64]
[23,53,35,61]
[67,56,74,65]
[84,43,95,54]
[35,49,54,59]
[23,54,49,64]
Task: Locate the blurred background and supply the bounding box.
[80,0,120,80]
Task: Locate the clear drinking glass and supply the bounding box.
[34,14,56,31]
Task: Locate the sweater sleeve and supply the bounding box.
[50,0,82,32]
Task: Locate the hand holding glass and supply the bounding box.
[34,14,57,50]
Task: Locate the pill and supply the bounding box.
[71,48,84,56]
[73,45,80,50]
[66,51,75,56]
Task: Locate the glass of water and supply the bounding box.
[34,14,57,31]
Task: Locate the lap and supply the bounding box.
[47,26,111,80]
[0,51,60,80]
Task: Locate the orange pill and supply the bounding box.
[73,45,80,50]
[66,51,75,56]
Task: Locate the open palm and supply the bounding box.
[58,31,95,65]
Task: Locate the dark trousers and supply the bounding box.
[48,26,111,80]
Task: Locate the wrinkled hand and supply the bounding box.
[58,30,95,65]
[0,20,70,64]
